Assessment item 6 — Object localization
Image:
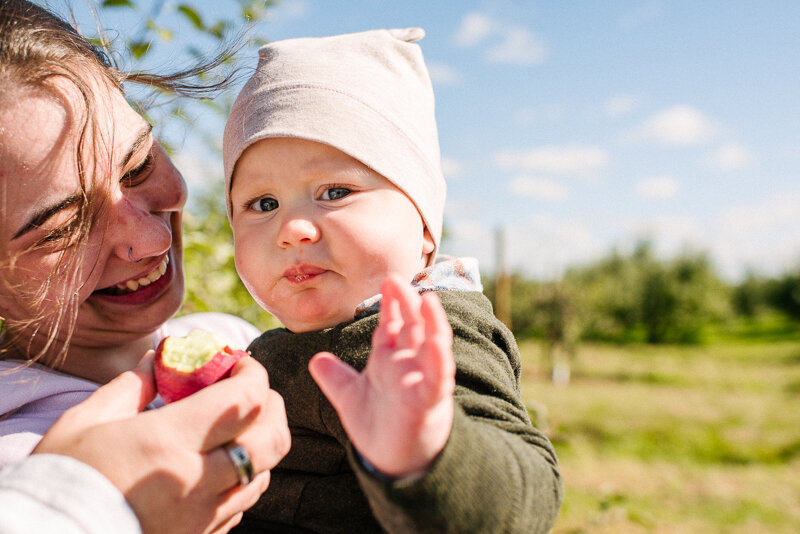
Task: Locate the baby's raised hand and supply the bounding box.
[308,273,455,478]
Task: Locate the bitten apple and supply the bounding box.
[155,329,248,403]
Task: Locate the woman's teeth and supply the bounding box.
[116,256,169,292]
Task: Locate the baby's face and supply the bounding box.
[229,137,434,332]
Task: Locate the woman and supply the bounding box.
[0,1,290,532]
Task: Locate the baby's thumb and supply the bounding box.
[308,352,359,412]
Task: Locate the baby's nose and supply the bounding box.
[278,217,320,248]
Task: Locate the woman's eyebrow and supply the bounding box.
[121,123,154,169]
[12,194,83,240]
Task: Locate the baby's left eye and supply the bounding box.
[320,187,351,200]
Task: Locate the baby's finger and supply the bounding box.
[421,291,453,350]
[373,276,405,348]
[419,292,456,398]
[393,281,424,349]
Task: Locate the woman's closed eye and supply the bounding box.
[320,187,351,201]
[120,152,155,188]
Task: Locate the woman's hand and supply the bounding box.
[33,353,290,534]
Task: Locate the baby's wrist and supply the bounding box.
[354,448,428,482]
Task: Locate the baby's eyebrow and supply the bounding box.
[12,194,83,240]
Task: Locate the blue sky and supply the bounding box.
[74,0,800,281]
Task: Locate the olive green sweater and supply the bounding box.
[233,291,562,534]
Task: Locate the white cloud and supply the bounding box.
[506,214,604,278]
[273,0,309,19]
[442,212,604,278]
[623,215,705,256]
[619,1,664,29]
[440,157,465,180]
[439,215,494,271]
[495,145,610,178]
[711,190,800,278]
[453,12,495,47]
[486,27,547,65]
[514,105,563,126]
[509,175,569,201]
[604,95,640,117]
[708,143,753,171]
[631,105,716,146]
[172,148,220,190]
[426,61,460,86]
[634,175,679,199]
[716,190,799,235]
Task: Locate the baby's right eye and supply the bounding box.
[250,197,279,212]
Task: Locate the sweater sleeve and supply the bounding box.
[352,291,563,534]
[0,454,142,534]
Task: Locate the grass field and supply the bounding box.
[518,338,800,533]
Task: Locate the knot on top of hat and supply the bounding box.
[388,27,425,43]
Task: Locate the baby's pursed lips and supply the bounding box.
[283,264,325,283]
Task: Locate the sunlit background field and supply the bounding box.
[520,337,800,533]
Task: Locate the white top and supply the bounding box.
[0,454,142,534]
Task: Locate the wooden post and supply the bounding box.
[495,226,512,328]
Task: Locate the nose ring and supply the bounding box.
[128,247,142,263]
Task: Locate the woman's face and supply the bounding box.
[0,75,187,356]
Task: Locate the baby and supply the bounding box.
[223,28,562,533]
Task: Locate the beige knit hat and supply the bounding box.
[223,28,446,264]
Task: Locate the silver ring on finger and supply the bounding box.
[224,442,255,486]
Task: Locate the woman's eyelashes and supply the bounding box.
[120,151,155,188]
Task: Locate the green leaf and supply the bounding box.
[206,21,229,39]
[102,0,134,7]
[87,36,112,49]
[177,5,204,30]
[156,27,173,41]
[128,40,151,59]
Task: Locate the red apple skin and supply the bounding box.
[155,338,248,403]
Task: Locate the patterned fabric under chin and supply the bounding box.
[353,256,482,319]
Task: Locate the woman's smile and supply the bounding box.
[92,253,175,305]
[104,255,170,294]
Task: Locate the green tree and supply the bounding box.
[732,271,769,317]
[767,266,800,320]
[564,242,730,344]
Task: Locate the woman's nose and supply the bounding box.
[109,195,174,262]
[110,151,187,261]
[277,216,321,248]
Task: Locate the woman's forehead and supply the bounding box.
[1,87,75,190]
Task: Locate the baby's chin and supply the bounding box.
[278,307,358,333]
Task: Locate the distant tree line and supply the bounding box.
[483,241,800,345]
